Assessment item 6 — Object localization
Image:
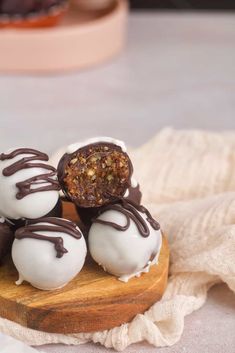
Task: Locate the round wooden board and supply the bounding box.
[0,0,127,73]
[0,202,169,334]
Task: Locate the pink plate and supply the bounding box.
[0,0,128,73]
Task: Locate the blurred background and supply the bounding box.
[0,4,234,352]
[0,0,234,153]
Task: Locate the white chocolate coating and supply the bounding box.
[49,145,68,170]
[88,209,162,282]
[123,189,129,197]
[12,219,87,290]
[0,149,59,220]
[130,177,138,188]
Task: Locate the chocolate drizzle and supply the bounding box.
[0,148,60,199]
[93,199,160,238]
[15,217,82,258]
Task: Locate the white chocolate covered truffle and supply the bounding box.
[88,200,162,282]
[12,217,87,290]
[0,148,60,220]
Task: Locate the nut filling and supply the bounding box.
[61,144,132,207]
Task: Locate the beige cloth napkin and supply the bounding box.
[0,128,235,351]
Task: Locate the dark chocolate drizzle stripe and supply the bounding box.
[0,148,60,200]
[92,199,160,238]
[15,217,82,258]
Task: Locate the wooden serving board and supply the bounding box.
[0,202,169,334]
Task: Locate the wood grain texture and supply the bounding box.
[0,202,169,334]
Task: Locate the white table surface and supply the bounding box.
[0,11,235,353]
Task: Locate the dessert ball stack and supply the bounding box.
[0,138,162,291]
